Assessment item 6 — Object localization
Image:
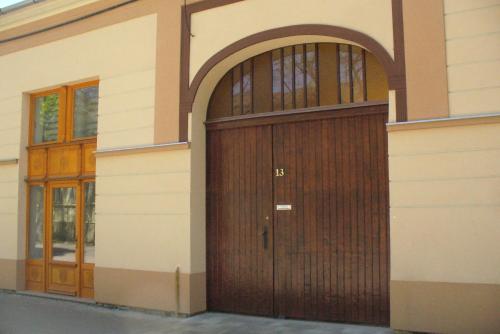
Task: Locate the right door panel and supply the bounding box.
[272,112,389,325]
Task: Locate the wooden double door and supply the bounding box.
[26,177,95,298]
[206,105,389,325]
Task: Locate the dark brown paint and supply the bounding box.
[206,103,390,324]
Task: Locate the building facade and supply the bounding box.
[0,0,498,333]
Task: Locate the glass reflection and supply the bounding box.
[33,94,59,144]
[232,65,242,115]
[51,187,76,262]
[73,86,98,138]
[242,60,252,114]
[272,49,282,111]
[339,44,351,104]
[83,183,96,263]
[29,186,44,259]
[283,46,294,110]
[294,44,305,109]
[352,46,365,102]
[305,43,318,107]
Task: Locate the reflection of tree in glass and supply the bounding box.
[52,188,76,243]
[84,183,96,245]
[352,46,365,102]
[29,186,44,259]
[283,46,294,109]
[35,94,59,143]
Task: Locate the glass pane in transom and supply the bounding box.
[73,86,98,138]
[33,94,59,144]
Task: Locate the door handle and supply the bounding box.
[262,225,269,250]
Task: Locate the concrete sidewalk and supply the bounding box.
[0,292,394,334]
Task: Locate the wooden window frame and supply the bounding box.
[26,80,98,297]
[29,80,99,147]
[29,87,67,147]
[66,80,99,142]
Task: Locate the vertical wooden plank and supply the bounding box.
[334,117,345,319]
[255,126,262,314]
[370,115,381,324]
[273,124,283,316]
[314,120,325,320]
[362,116,374,323]
[295,123,306,318]
[378,113,390,325]
[327,119,338,320]
[355,115,366,322]
[237,128,245,312]
[320,119,331,320]
[262,125,274,316]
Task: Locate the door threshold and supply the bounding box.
[17,290,95,305]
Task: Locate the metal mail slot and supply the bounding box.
[276,204,292,211]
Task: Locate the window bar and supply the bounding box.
[315,43,320,107]
[303,44,308,107]
[348,44,354,103]
[280,48,285,111]
[336,44,341,104]
[240,63,244,114]
[228,72,233,116]
[269,50,274,111]
[231,68,235,116]
[251,57,255,114]
[292,45,296,109]
[362,49,367,101]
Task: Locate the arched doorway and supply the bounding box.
[205,42,389,325]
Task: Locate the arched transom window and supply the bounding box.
[208,43,388,120]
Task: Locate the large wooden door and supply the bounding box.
[206,105,389,325]
[207,125,274,315]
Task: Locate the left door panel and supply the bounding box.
[26,184,46,291]
[206,125,275,316]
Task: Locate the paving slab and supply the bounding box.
[0,292,394,334]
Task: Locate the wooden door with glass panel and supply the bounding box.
[47,182,80,295]
[25,80,98,298]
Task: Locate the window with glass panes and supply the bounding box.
[26,80,98,298]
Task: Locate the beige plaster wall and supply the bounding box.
[0,164,19,261]
[389,122,500,284]
[95,149,193,273]
[388,120,500,332]
[444,0,500,116]
[403,0,449,120]
[189,0,394,83]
